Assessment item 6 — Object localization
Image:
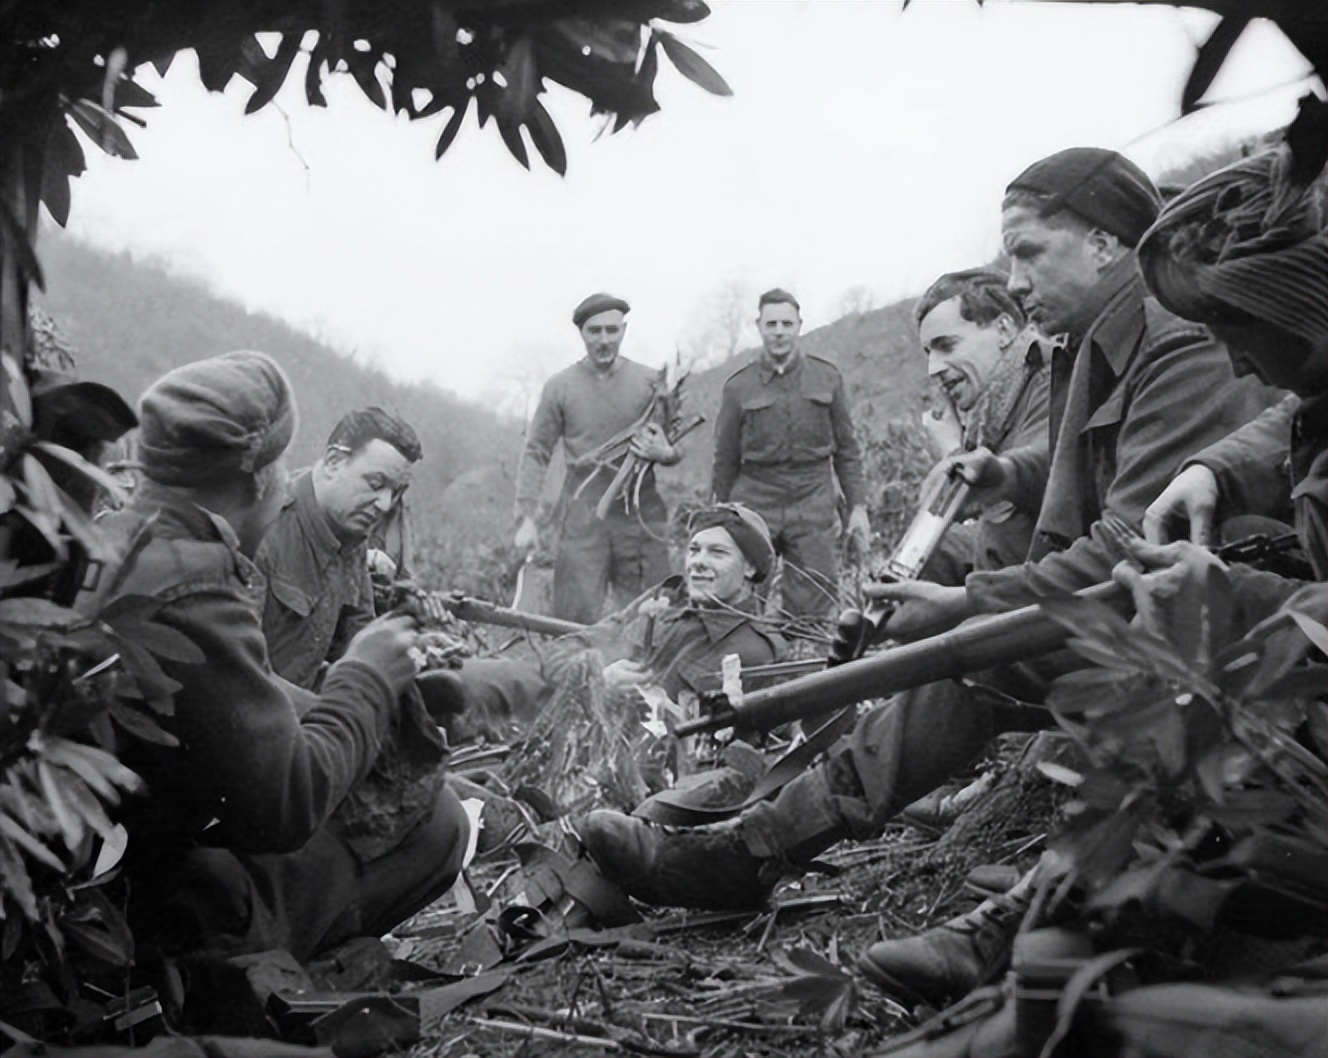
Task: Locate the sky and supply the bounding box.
[60,0,1319,412]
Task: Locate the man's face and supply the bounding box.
[317,438,413,542]
[1002,206,1103,337]
[757,301,802,363]
[580,310,627,370]
[1209,320,1323,397]
[686,526,753,605]
[918,297,1012,413]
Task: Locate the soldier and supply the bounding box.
[711,288,868,623]
[514,293,678,624]
[912,268,1051,583]
[88,352,470,963]
[578,148,1280,958]
[257,407,422,690]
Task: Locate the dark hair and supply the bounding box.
[327,407,422,463]
[914,268,1026,330]
[757,287,801,314]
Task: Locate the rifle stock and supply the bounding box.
[675,580,1128,737]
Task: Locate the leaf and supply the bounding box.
[0,832,39,920]
[40,122,83,228]
[113,638,181,711]
[655,30,732,96]
[434,99,470,160]
[498,36,539,123]
[496,115,530,170]
[67,100,138,160]
[0,810,64,873]
[59,888,134,967]
[111,616,204,665]
[36,759,84,852]
[53,771,117,843]
[551,17,642,65]
[31,441,126,508]
[245,31,303,114]
[348,52,388,110]
[108,702,178,746]
[1037,761,1084,787]
[527,99,567,175]
[1286,609,1328,657]
[0,597,78,630]
[0,558,62,590]
[41,737,144,801]
[1182,16,1250,114]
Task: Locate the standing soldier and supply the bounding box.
[514,293,679,624]
[711,288,869,623]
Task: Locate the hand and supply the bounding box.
[342,614,421,697]
[864,580,973,641]
[366,548,397,581]
[1142,465,1220,546]
[845,506,871,559]
[921,448,1008,506]
[415,591,456,626]
[1109,537,1225,638]
[629,423,677,464]
[603,658,652,694]
[514,515,540,552]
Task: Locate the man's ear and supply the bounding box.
[995,313,1020,349]
[1087,228,1125,270]
[742,559,757,583]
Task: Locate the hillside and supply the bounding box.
[33,232,938,593]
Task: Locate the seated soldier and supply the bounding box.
[912,267,1051,584]
[86,352,470,964]
[424,505,786,808]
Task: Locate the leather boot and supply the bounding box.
[578,809,778,911]
[857,873,1034,1006]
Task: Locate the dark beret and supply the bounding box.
[572,292,630,328]
[1007,147,1161,247]
[138,350,297,486]
[30,372,137,453]
[688,503,775,583]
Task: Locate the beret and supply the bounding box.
[688,503,775,583]
[1007,147,1161,247]
[30,372,137,452]
[138,350,297,486]
[572,292,630,328]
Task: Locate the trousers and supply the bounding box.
[553,487,671,624]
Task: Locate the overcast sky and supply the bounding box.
[61,0,1318,410]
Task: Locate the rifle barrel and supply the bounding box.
[675,581,1127,736]
[446,597,586,638]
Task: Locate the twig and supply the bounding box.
[467,1016,623,1049]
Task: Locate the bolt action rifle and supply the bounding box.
[675,527,1305,738]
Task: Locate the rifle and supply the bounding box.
[674,580,1128,737]
[439,593,586,638]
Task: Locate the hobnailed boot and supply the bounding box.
[857,872,1035,1007]
[579,761,858,911]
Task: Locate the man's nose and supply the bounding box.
[1007,265,1030,296]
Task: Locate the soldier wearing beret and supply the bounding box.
[711,288,868,624]
[86,352,470,965]
[580,149,1282,964]
[514,293,679,624]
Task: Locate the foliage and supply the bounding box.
[0,355,185,1039]
[1032,560,1328,938]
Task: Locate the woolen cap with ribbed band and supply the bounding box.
[572,292,630,328]
[688,503,775,582]
[1137,143,1328,346]
[1007,147,1161,247]
[138,351,297,486]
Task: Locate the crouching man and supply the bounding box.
[88,352,470,963]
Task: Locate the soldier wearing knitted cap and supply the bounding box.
[1141,142,1328,593]
[514,292,680,623]
[85,352,470,968]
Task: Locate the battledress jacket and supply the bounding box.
[711,351,866,511]
[89,483,395,854]
[967,269,1283,610]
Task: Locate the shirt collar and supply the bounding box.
[1080,264,1146,377]
[292,469,354,557]
[758,348,803,381]
[683,592,765,642]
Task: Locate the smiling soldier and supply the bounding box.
[912,269,1051,582]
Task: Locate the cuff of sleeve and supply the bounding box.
[324,658,397,716]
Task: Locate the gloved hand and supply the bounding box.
[341,614,420,698]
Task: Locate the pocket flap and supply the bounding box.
[268,576,314,617]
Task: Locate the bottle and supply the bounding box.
[881,467,971,582]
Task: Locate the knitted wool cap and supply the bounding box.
[138,351,297,486]
[688,503,775,582]
[1137,143,1328,346]
[1007,147,1162,247]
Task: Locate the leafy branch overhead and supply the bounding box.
[3,0,732,258]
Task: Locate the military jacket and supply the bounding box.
[712,351,866,509]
